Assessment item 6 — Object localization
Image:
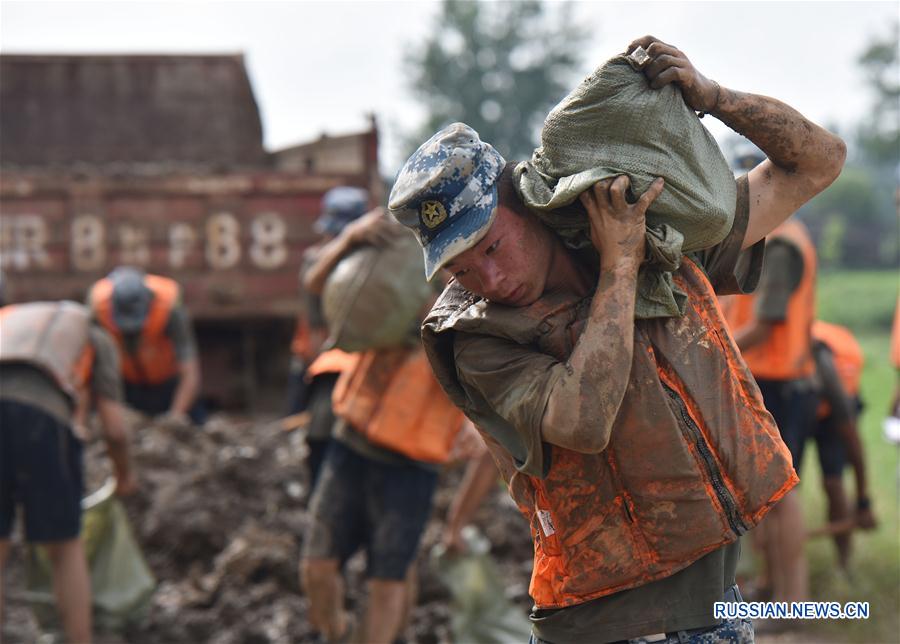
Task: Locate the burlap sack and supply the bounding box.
[322,232,433,352]
[515,54,736,317]
[28,479,155,632]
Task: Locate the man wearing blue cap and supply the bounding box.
[390,36,846,643]
[285,186,372,488]
[298,200,469,644]
[88,266,203,426]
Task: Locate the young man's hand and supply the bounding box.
[439,525,468,555]
[115,470,138,497]
[159,410,192,430]
[579,175,663,271]
[627,35,719,113]
[856,501,877,530]
[344,207,395,247]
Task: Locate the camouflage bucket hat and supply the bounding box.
[388,123,505,280]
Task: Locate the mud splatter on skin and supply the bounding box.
[715,88,845,186]
[548,265,637,451]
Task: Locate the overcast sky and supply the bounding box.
[2,1,897,174]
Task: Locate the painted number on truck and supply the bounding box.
[0,213,289,272]
[205,212,242,270]
[71,215,107,271]
[0,214,52,270]
[249,212,288,270]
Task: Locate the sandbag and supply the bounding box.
[322,231,433,352]
[432,527,532,644]
[26,479,156,633]
[515,53,737,318]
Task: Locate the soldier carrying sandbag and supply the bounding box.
[298,206,478,643]
[285,186,371,489]
[0,299,137,644]
[388,35,846,644]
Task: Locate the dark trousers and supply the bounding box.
[755,379,818,473]
[124,377,207,425]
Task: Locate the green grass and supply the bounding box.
[747,269,899,643]
[815,269,898,334]
[801,329,899,643]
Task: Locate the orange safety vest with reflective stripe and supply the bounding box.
[331,347,464,464]
[90,274,180,385]
[812,320,863,396]
[306,348,356,379]
[812,320,863,418]
[290,317,316,362]
[0,301,94,409]
[722,219,817,380]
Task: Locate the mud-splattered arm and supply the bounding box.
[540,176,664,453]
[302,208,395,295]
[628,35,846,251]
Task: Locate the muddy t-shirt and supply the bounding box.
[453,176,762,642]
[530,541,741,643]
[0,325,122,426]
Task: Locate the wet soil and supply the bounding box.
[2,413,534,643]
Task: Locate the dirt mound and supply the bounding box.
[4,413,533,643]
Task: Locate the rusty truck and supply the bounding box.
[0,54,382,409]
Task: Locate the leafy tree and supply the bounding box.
[799,166,896,268]
[405,0,587,161]
[856,21,899,167]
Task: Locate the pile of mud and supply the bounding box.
[4,414,533,643]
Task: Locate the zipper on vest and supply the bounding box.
[661,381,748,536]
[622,498,635,523]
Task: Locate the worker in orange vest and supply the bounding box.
[719,142,819,607]
[299,211,473,644]
[0,301,136,644]
[88,266,204,426]
[286,186,369,487]
[390,35,845,642]
[807,321,876,569]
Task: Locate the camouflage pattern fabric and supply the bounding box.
[388,123,504,281]
[530,618,753,644]
[628,618,754,644]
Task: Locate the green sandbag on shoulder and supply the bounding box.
[322,230,434,352]
[515,54,737,318]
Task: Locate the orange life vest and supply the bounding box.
[812,320,863,397]
[0,301,95,412]
[721,219,817,380]
[331,347,464,464]
[423,257,797,609]
[892,296,900,370]
[290,318,313,361]
[90,274,180,385]
[812,320,863,419]
[306,348,356,379]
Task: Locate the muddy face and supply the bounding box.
[443,205,555,307]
